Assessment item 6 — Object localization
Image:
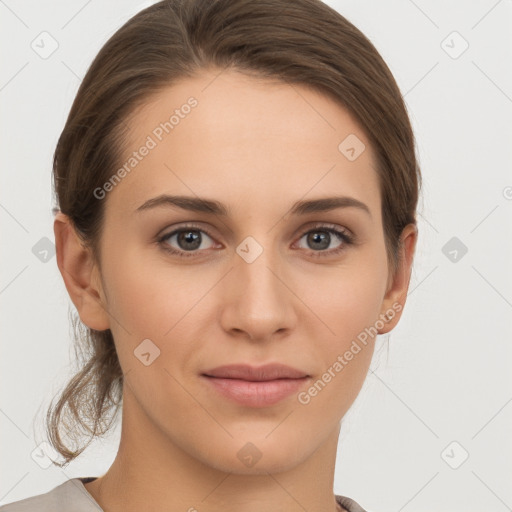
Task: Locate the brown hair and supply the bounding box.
[47,0,421,466]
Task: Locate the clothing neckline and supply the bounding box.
[74,477,363,512]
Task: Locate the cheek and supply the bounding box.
[311,257,387,346]
[303,252,387,410]
[301,271,383,416]
[103,245,196,327]
[102,252,214,364]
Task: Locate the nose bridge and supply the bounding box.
[236,233,284,304]
[222,233,295,338]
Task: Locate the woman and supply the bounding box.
[1,0,419,510]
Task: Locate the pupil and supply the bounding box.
[309,231,329,250]
[178,230,201,251]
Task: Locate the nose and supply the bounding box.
[219,245,297,342]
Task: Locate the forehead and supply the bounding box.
[105,68,381,220]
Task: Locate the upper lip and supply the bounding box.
[202,364,310,381]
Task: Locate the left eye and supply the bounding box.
[295,228,345,252]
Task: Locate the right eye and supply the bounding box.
[158,224,219,258]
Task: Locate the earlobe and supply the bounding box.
[378,223,418,335]
[53,212,110,331]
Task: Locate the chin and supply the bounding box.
[193,434,314,476]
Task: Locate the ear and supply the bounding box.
[53,212,110,331]
[377,223,418,334]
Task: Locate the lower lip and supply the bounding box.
[202,375,309,407]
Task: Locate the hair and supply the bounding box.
[46,0,422,466]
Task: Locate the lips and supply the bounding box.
[201,363,309,381]
[201,364,311,407]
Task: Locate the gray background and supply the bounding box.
[1,0,511,510]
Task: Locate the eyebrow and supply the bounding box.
[135,194,371,218]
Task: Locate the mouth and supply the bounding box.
[200,363,311,407]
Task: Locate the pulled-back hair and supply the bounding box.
[47,0,421,466]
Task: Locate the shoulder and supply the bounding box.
[1,482,365,512]
[335,493,371,512]
[0,478,102,512]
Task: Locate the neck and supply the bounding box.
[84,387,344,512]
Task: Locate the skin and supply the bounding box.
[54,68,417,512]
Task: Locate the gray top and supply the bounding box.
[0,477,369,512]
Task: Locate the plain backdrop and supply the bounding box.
[1,1,511,511]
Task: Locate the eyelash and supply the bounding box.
[156,222,355,259]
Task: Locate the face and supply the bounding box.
[70,68,414,475]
